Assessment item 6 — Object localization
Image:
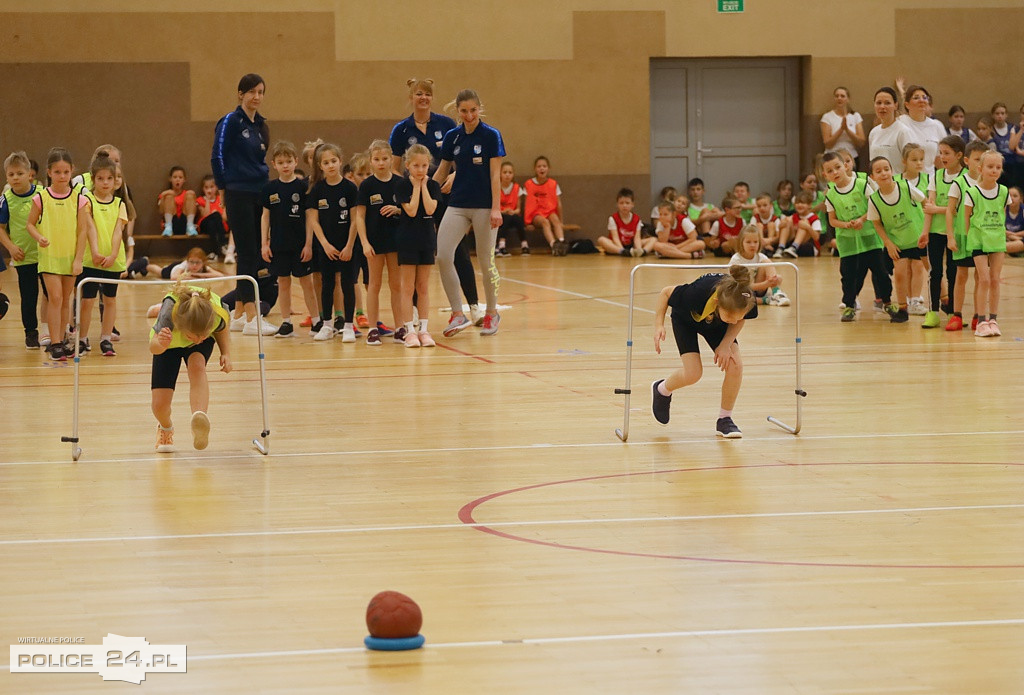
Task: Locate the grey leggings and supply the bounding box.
[437,207,499,313]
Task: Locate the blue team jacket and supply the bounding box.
[211,106,269,193]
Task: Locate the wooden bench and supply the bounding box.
[524,223,581,253]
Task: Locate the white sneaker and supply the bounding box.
[243,316,279,336]
[341,326,356,343]
[771,290,791,307]
[229,314,246,332]
[313,323,336,341]
[908,297,927,315]
[470,304,486,327]
[772,247,783,258]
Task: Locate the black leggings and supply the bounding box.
[15,264,45,332]
[454,237,478,305]
[840,248,892,308]
[498,213,526,246]
[927,233,956,312]
[224,189,262,303]
[199,213,229,251]
[320,259,356,323]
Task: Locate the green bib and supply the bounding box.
[825,177,881,257]
[870,178,924,250]
[965,184,1008,254]
[950,172,975,260]
[83,190,126,272]
[929,169,959,234]
[150,288,230,350]
[2,184,41,266]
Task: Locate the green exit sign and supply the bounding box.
[718,0,744,12]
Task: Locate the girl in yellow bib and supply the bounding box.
[149,284,233,453]
[26,148,88,361]
[79,156,128,357]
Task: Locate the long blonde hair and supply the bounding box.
[169,282,217,336]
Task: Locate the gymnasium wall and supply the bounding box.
[0,1,1021,245]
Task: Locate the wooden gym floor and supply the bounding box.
[1,253,1023,693]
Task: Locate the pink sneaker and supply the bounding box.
[974,320,993,337]
[404,330,421,348]
[988,319,1001,336]
[418,331,435,347]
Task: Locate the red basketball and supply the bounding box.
[365,591,423,639]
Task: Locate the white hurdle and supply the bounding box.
[613,262,805,442]
[62,275,271,461]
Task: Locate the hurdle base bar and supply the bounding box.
[253,430,270,455]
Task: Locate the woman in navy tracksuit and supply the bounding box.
[211,73,274,332]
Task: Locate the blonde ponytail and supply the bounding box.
[717,265,755,312]
[169,282,216,336]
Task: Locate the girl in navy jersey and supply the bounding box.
[989,103,1017,187]
[356,140,404,345]
[306,143,359,342]
[395,145,442,348]
[651,266,757,438]
[433,89,505,337]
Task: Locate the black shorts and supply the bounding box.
[269,248,312,278]
[78,267,120,298]
[897,246,925,260]
[671,314,734,356]
[367,227,398,255]
[171,214,189,235]
[397,230,436,266]
[953,254,976,268]
[160,264,176,279]
[398,247,435,266]
[151,337,215,390]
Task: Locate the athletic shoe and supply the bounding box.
[922,311,940,329]
[772,247,783,258]
[341,326,356,343]
[716,417,743,439]
[908,297,927,315]
[393,326,408,344]
[224,251,236,264]
[691,250,705,259]
[496,246,511,257]
[243,317,279,335]
[366,328,382,346]
[156,426,175,453]
[191,410,210,450]
[300,315,313,328]
[275,322,295,338]
[111,326,121,342]
[890,308,909,323]
[418,331,435,347]
[161,223,173,237]
[971,316,979,331]
[884,303,900,320]
[313,323,335,341]
[404,330,421,348]
[975,320,993,337]
[520,245,530,256]
[79,337,91,353]
[0,292,8,320]
[25,329,39,350]
[186,224,199,237]
[619,248,631,257]
[630,247,645,258]
[940,301,953,315]
[207,251,219,261]
[356,313,369,329]
[771,289,791,307]
[945,315,963,331]
[651,379,671,425]
[39,333,51,347]
[229,314,246,332]
[989,319,1002,336]
[480,312,501,335]
[783,245,798,258]
[100,339,116,356]
[470,304,486,327]
[841,307,856,322]
[48,343,67,361]
[443,314,471,337]
[376,321,394,337]
[873,299,885,313]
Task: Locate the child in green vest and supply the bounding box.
[964,150,1009,337]
[821,152,896,322]
[0,151,44,347]
[944,140,989,331]
[921,135,965,328]
[867,156,926,323]
[899,143,930,316]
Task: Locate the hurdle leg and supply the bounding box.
[250,277,271,455]
[61,282,85,461]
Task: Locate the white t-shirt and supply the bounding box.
[728,251,772,283]
[820,110,864,159]
[963,184,1000,208]
[869,120,912,175]
[655,216,697,238]
[824,176,877,214]
[866,182,926,220]
[947,127,977,144]
[607,212,642,233]
[947,173,979,203]
[897,115,947,175]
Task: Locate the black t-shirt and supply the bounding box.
[396,177,442,238]
[305,178,358,249]
[668,274,758,326]
[357,174,400,242]
[262,178,306,252]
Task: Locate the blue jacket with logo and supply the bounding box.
[211,106,269,193]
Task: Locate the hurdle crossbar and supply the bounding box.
[613,262,804,442]
[61,275,271,461]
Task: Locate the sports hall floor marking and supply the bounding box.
[5,428,1024,467]
[2,502,1021,547]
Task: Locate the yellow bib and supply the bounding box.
[36,187,81,275]
[150,288,230,349]
[83,190,127,272]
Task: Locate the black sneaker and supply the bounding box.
[48,343,67,362]
[25,329,40,350]
[890,308,909,324]
[111,325,121,342]
[100,339,116,356]
[393,326,408,344]
[334,315,346,331]
[276,321,295,338]
[520,245,530,256]
[716,417,742,438]
[0,291,8,320]
[651,380,671,425]
[311,320,324,337]
[884,302,900,320]
[496,247,510,257]
[79,337,91,353]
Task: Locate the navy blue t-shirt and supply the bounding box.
[357,174,400,251]
[439,121,506,209]
[390,113,457,175]
[668,274,758,325]
[305,178,358,249]
[396,177,442,245]
[262,178,306,252]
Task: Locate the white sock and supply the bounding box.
[159,424,173,432]
[419,318,428,332]
[281,318,291,325]
[100,334,111,341]
[344,322,353,330]
[719,408,732,419]
[164,213,172,226]
[658,381,671,397]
